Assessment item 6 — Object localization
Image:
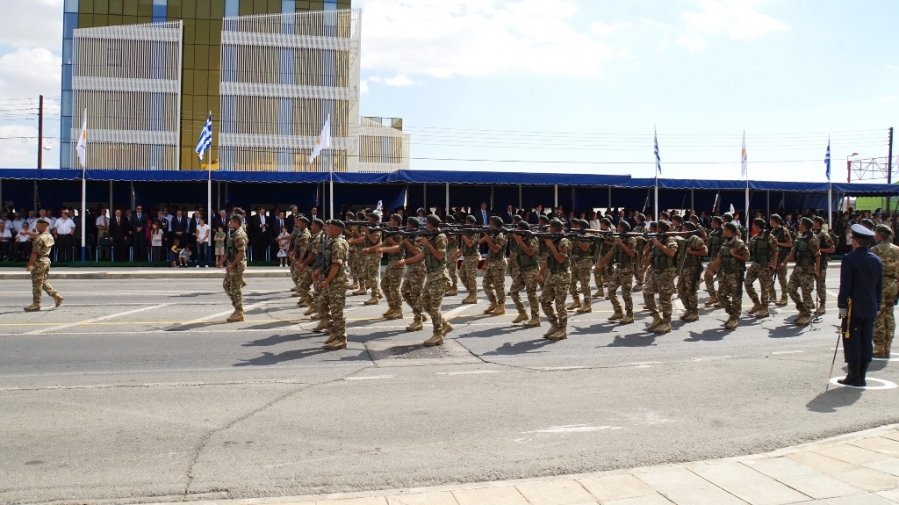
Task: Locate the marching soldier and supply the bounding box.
[643,220,679,334]
[536,215,551,288]
[595,220,637,324]
[445,214,460,296]
[632,213,648,292]
[460,215,481,304]
[812,216,836,316]
[298,219,325,316]
[366,213,405,319]
[24,217,63,312]
[400,217,429,332]
[872,224,899,358]
[359,211,383,305]
[344,211,361,292]
[537,219,571,340]
[676,221,707,322]
[320,220,350,350]
[481,216,507,316]
[568,219,595,313]
[837,224,881,387]
[223,208,248,322]
[784,217,820,326]
[507,214,521,298]
[593,218,614,298]
[311,220,333,332]
[744,218,776,319]
[770,214,793,306]
[290,215,311,304]
[509,221,541,327]
[399,215,453,346]
[704,216,724,307]
[709,222,749,330]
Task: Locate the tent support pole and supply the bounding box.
[33,180,38,213]
[608,186,612,210]
[446,183,450,215]
[518,184,522,210]
[423,184,427,212]
[130,181,134,211]
[554,185,558,209]
[490,185,494,211]
[108,180,113,213]
[766,191,770,218]
[690,189,694,211]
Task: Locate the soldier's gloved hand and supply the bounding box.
[839,308,848,318]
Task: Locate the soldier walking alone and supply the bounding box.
[24,218,63,312]
[223,208,248,323]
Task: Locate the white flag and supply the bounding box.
[76,108,87,168]
[309,115,331,163]
[740,130,747,179]
[729,203,735,214]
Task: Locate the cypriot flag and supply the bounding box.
[76,108,87,168]
[740,130,747,179]
[309,115,331,163]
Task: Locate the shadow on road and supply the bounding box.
[243,333,308,347]
[234,348,368,366]
[806,385,863,413]
[460,325,522,339]
[483,339,554,356]
[243,321,297,331]
[766,323,822,339]
[684,327,728,342]
[604,333,658,347]
[165,321,228,332]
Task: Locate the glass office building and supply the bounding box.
[58,0,411,173]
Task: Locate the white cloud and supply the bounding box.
[356,0,629,80]
[591,21,633,37]
[878,95,898,105]
[360,79,370,95]
[681,0,788,41]
[369,74,419,87]
[676,36,707,51]
[886,64,899,71]
[0,124,41,169]
[0,0,63,49]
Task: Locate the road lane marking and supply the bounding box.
[625,361,662,366]
[23,304,173,336]
[523,424,622,434]
[436,370,499,376]
[183,301,271,325]
[345,375,393,381]
[771,351,804,355]
[828,377,897,390]
[537,366,588,371]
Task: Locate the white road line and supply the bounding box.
[345,375,393,381]
[442,304,471,320]
[183,301,271,325]
[771,351,804,355]
[23,304,173,336]
[523,424,622,434]
[537,366,588,371]
[691,355,732,362]
[625,361,662,366]
[436,370,499,376]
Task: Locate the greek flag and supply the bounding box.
[654,127,661,175]
[195,113,213,162]
[825,137,831,181]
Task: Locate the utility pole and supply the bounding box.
[888,127,894,213]
[37,95,43,169]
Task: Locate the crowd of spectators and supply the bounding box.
[1,202,896,264]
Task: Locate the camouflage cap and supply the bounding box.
[517,221,530,230]
[657,220,671,231]
[356,211,366,220]
[445,215,457,224]
[683,221,697,231]
[769,213,783,223]
[369,210,382,220]
[723,212,734,221]
[862,218,875,229]
[549,218,564,229]
[876,224,893,236]
[298,215,310,224]
[711,216,724,224]
[671,214,683,222]
[618,220,631,232]
[312,218,325,228]
[330,219,346,229]
[724,222,739,233]
[407,217,421,227]
[600,218,612,227]
[465,215,477,224]
[489,215,504,226]
[390,213,403,223]
[813,216,825,225]
[752,217,766,228]
[538,215,549,223]
[426,214,442,226]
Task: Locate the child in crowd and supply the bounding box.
[214,225,226,268]
[277,226,290,267]
[168,239,181,268]
[178,244,192,268]
[151,221,165,267]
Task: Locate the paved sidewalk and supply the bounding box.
[148,423,899,505]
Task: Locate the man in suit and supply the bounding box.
[837,224,882,387]
[129,205,148,262]
[249,207,269,262]
[269,209,286,259]
[107,209,129,262]
[529,205,544,225]
[479,202,490,226]
[171,209,188,250]
[212,209,227,235]
[504,204,516,224]
[187,209,201,251]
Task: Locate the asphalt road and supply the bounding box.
[0,267,896,504]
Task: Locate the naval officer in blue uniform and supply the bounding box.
[837,224,882,387]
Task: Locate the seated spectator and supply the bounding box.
[178,245,192,268]
[11,221,35,261]
[0,222,11,260]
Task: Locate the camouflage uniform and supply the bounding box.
[718,237,749,320]
[569,236,594,305]
[632,224,647,288]
[507,236,520,293]
[593,236,612,293]
[511,234,541,319]
[346,225,363,289]
[540,238,571,333]
[705,228,723,300]
[445,234,459,293]
[872,240,899,355]
[223,226,248,312]
[676,234,706,314]
[482,232,508,306]
[380,232,405,313]
[460,233,480,296]
[814,229,835,311]
[299,231,323,308]
[421,233,450,340]
[644,236,679,323]
[291,227,311,289]
[402,242,427,322]
[29,230,59,305]
[772,226,792,300]
[787,232,820,317]
[320,235,350,341]
[537,239,550,288]
[745,230,776,307]
[608,236,638,316]
[363,229,382,298]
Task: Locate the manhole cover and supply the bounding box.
[365,339,482,367]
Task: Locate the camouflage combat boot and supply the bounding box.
[462,293,477,304]
[445,287,458,296]
[423,333,444,347]
[794,313,811,326]
[442,322,454,335]
[576,303,592,314]
[647,315,662,331]
[724,317,738,330]
[547,328,568,340]
[815,302,826,316]
[226,309,244,322]
[325,337,347,350]
[543,323,558,338]
[566,298,582,311]
[53,294,63,308]
[513,311,528,324]
[755,306,770,318]
[491,305,506,316]
[683,311,699,322]
[406,319,424,332]
[303,305,317,316]
[619,313,635,325]
[363,296,380,306]
[324,330,339,345]
[653,321,671,334]
[483,301,497,314]
[747,302,761,315]
[23,303,40,312]
[523,316,541,328]
[312,319,328,332]
[775,294,788,307]
[592,288,605,299]
[608,310,624,321]
[704,295,719,308]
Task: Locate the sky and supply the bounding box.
[0,0,896,183]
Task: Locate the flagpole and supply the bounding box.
[328,114,334,220]
[81,165,87,263]
[826,136,833,231]
[743,130,749,230]
[206,111,213,264]
[654,125,660,221]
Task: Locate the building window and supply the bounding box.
[282,0,295,12]
[152,0,167,21]
[64,0,79,13]
[225,0,239,17]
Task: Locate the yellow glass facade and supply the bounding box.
[73,0,351,170]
